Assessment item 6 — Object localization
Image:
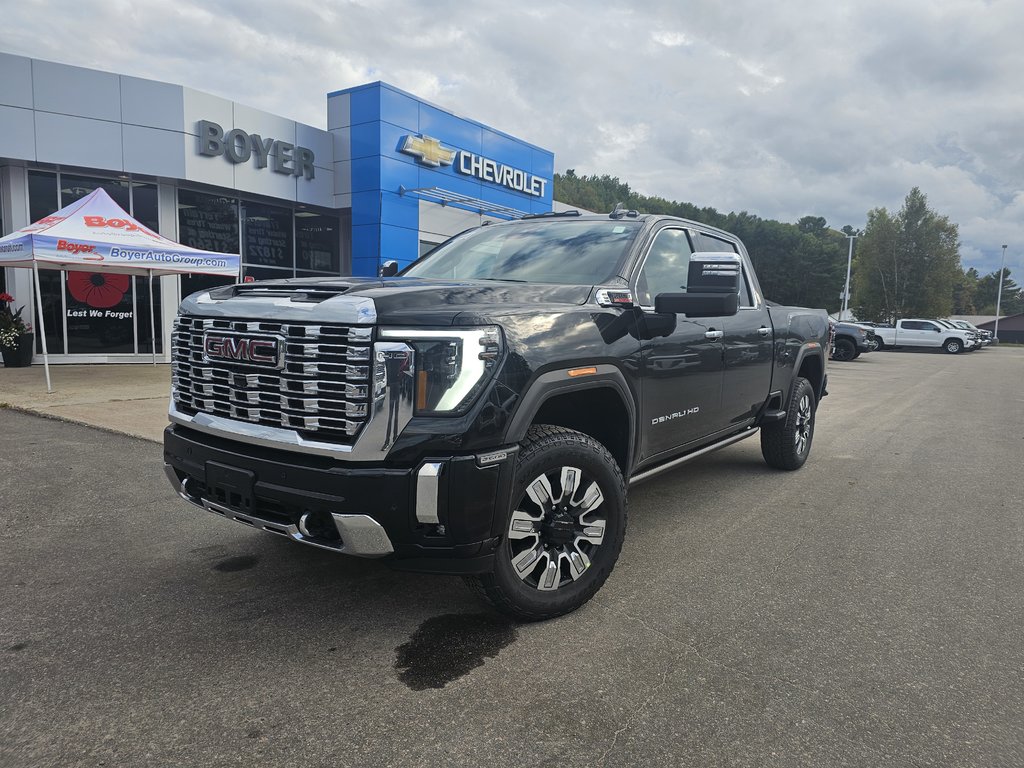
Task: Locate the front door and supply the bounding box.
[634,227,726,460]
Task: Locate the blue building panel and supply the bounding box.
[348,85,381,125]
[379,189,420,230]
[351,190,382,226]
[418,104,483,155]
[351,225,381,273]
[380,223,420,266]
[349,120,381,160]
[350,156,381,195]
[481,130,533,175]
[379,85,420,132]
[379,154,420,192]
[531,148,555,196]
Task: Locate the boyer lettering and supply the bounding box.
[56,239,97,256]
[198,120,316,180]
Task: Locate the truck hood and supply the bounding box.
[181,276,595,326]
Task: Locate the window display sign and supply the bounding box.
[65,272,134,353]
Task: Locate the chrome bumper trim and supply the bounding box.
[415,462,444,525]
[163,463,394,558]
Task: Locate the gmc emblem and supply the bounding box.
[203,333,282,368]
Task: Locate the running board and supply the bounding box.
[628,428,759,486]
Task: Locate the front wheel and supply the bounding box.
[943,338,963,354]
[464,425,627,621]
[760,377,816,471]
[832,338,855,361]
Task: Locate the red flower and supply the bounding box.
[0,293,13,303]
[68,272,130,309]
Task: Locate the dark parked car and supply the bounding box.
[831,321,875,361]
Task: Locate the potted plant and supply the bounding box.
[0,292,35,368]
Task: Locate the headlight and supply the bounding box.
[378,327,503,415]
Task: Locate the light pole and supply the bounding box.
[994,244,1007,342]
[842,234,858,319]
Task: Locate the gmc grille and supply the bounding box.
[171,316,373,443]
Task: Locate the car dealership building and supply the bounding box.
[0,52,554,363]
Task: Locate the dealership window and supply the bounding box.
[28,169,164,355]
[178,189,238,299]
[243,200,293,276]
[60,174,130,210]
[297,212,341,275]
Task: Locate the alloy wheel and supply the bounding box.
[507,466,607,591]
[794,394,813,456]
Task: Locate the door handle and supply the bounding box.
[705,330,724,340]
[758,326,771,337]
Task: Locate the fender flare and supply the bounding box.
[792,343,826,401]
[502,364,638,471]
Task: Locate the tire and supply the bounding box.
[874,338,885,350]
[943,338,962,354]
[866,337,880,352]
[832,337,855,361]
[760,377,816,471]
[464,425,627,621]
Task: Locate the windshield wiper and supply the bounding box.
[476,277,529,283]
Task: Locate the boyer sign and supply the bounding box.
[197,120,316,180]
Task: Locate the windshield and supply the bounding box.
[402,219,642,284]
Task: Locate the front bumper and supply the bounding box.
[163,424,515,573]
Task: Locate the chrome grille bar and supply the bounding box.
[171,316,373,443]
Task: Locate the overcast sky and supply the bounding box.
[5,0,1022,276]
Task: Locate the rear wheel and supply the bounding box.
[943,338,963,354]
[761,377,816,471]
[874,338,885,350]
[464,425,627,621]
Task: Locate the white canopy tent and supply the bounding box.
[0,188,240,392]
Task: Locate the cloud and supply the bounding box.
[4,0,1023,277]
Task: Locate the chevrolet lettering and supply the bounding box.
[165,210,830,620]
[457,152,547,197]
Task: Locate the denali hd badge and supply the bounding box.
[203,333,283,369]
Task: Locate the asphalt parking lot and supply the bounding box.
[2,346,1023,767]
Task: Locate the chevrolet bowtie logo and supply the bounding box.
[399,134,456,167]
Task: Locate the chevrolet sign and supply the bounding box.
[398,134,548,197]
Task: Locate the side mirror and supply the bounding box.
[688,251,742,294]
[380,260,399,277]
[655,292,739,317]
[653,251,742,317]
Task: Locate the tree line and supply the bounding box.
[554,170,1023,320]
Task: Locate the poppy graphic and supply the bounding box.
[68,272,130,309]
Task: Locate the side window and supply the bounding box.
[636,228,693,306]
[903,321,923,331]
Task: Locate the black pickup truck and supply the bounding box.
[163,210,830,619]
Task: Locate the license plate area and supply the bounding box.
[204,462,256,514]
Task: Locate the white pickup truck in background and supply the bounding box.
[873,319,977,354]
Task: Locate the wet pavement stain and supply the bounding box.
[395,613,517,690]
[8,642,29,652]
[213,554,259,573]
